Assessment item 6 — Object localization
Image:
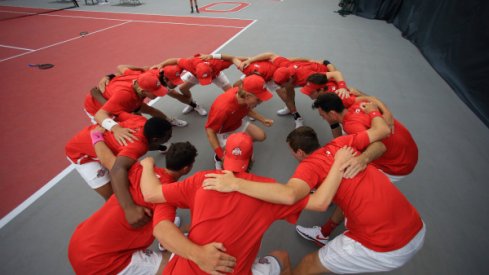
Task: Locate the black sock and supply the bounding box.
[189,101,197,108]
[292,112,301,120]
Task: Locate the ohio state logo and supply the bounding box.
[232,147,242,156]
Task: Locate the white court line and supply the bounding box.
[0,165,75,229]
[0,18,256,229]
[0,44,34,51]
[0,20,131,63]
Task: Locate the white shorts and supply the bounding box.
[117,249,162,275]
[380,170,406,183]
[319,222,426,274]
[265,80,280,93]
[181,71,230,90]
[69,158,110,189]
[216,120,250,148]
[251,255,282,275]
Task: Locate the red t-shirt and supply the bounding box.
[84,69,143,116]
[342,102,419,175]
[160,171,308,275]
[177,57,232,80]
[205,88,250,133]
[290,61,328,86]
[68,164,176,275]
[65,113,149,164]
[291,132,422,252]
[242,61,277,81]
[272,56,292,67]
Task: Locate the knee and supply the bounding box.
[254,130,266,142]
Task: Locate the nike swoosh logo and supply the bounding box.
[316,234,329,241]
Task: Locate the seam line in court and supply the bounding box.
[0,44,34,51]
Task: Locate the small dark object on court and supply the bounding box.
[28,64,55,70]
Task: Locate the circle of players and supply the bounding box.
[66,52,424,274]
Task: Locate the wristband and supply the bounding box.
[211,53,222,59]
[101,118,118,131]
[337,81,347,89]
[90,131,104,145]
[214,147,224,160]
[330,123,340,129]
[368,111,382,119]
[106,74,116,80]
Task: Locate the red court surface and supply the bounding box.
[0,6,253,219]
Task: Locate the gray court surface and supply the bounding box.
[1,0,489,274]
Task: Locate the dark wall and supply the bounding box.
[355,0,489,128]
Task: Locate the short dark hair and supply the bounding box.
[144,117,172,143]
[158,71,168,87]
[166,142,198,171]
[307,73,328,85]
[286,126,321,154]
[312,93,345,113]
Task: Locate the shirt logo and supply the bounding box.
[202,73,208,78]
[355,108,361,113]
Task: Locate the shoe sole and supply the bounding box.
[296,228,327,247]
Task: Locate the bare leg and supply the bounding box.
[269,250,291,275]
[245,123,266,142]
[293,251,332,275]
[284,86,298,113]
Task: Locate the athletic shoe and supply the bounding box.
[276,106,290,116]
[168,117,188,127]
[295,225,329,246]
[158,216,182,252]
[158,143,169,154]
[194,105,208,116]
[214,154,223,170]
[248,116,256,121]
[182,105,194,114]
[294,117,304,128]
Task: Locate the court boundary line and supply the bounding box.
[0,44,34,51]
[0,20,131,63]
[0,18,257,230]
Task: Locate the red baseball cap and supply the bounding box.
[300,82,326,96]
[195,62,213,85]
[137,71,168,97]
[272,67,294,85]
[242,75,273,101]
[223,133,253,172]
[162,65,183,85]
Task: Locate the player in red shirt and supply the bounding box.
[139,132,356,274]
[203,108,425,274]
[152,54,238,116]
[205,75,274,169]
[239,52,337,128]
[65,112,172,200]
[68,140,235,274]
[84,70,186,146]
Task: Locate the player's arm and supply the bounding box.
[116,64,147,74]
[248,110,273,127]
[363,96,394,131]
[90,128,116,170]
[94,109,137,146]
[154,220,236,273]
[239,52,277,70]
[111,156,151,228]
[140,157,166,203]
[364,103,391,142]
[139,103,168,120]
[151,58,179,70]
[205,127,224,161]
[306,147,355,211]
[343,141,386,179]
[203,172,311,205]
[90,87,107,105]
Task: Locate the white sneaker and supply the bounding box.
[168,117,188,127]
[295,117,304,128]
[214,154,223,170]
[295,225,329,246]
[276,106,290,116]
[194,105,208,116]
[158,216,181,252]
[182,105,194,114]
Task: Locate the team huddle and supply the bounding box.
[66,52,425,274]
